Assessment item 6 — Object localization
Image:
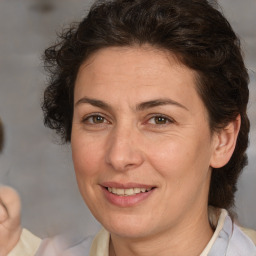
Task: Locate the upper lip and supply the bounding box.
[101,182,155,189]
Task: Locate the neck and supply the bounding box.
[109,207,213,256]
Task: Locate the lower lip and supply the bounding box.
[101,187,155,207]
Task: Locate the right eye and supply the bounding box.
[82,114,109,124]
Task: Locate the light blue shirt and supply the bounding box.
[36,210,256,256]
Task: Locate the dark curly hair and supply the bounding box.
[42,0,250,211]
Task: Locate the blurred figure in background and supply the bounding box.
[0,119,41,256]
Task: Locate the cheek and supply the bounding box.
[146,134,212,181]
[146,138,189,172]
[147,137,212,213]
[71,135,104,178]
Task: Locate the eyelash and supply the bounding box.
[82,113,110,125]
[81,113,175,127]
[146,114,175,126]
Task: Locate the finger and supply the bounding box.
[0,200,8,222]
[0,186,21,220]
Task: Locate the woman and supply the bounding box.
[1,0,256,255]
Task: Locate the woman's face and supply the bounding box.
[71,46,218,239]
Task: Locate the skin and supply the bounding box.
[0,45,239,255]
[0,186,22,256]
[71,46,239,256]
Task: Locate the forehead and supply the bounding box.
[77,46,190,81]
[74,46,205,115]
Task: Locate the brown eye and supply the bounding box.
[154,116,168,124]
[92,115,105,123]
[147,115,174,125]
[83,115,107,124]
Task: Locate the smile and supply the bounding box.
[107,187,153,196]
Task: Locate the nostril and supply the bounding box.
[105,144,144,172]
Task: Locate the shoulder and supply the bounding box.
[226,223,256,256]
[35,234,94,256]
[63,236,94,256]
[207,209,256,256]
[239,226,256,245]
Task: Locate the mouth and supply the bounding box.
[104,187,155,196]
[101,183,156,207]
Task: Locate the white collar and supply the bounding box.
[89,208,228,256]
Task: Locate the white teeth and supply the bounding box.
[124,188,134,196]
[134,188,140,194]
[107,187,153,196]
[116,188,124,195]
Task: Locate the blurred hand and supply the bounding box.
[0,186,22,256]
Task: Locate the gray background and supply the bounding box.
[0,0,255,239]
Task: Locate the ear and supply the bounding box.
[210,115,241,168]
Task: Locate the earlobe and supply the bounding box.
[210,115,241,168]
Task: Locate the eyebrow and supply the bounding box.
[75,97,111,111]
[136,98,188,111]
[75,97,188,111]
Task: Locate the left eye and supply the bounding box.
[148,116,173,125]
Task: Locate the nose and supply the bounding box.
[105,126,144,172]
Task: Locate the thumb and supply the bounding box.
[0,201,8,223]
[0,186,21,224]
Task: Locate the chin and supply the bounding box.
[108,225,151,239]
[101,214,155,238]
